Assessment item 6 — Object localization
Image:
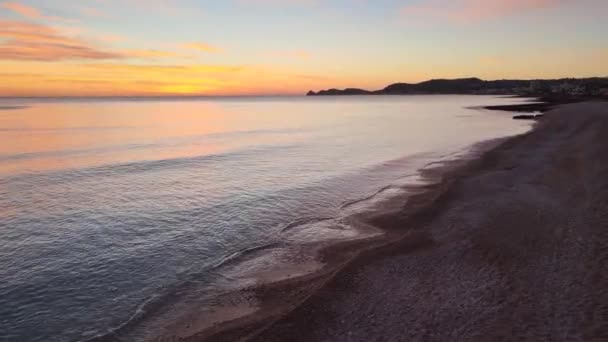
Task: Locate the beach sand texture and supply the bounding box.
[190,102,608,341]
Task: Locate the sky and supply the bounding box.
[0,0,606,96]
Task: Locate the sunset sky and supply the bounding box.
[0,0,606,96]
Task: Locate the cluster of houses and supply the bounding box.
[522,80,608,97]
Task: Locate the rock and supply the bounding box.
[513,115,536,120]
[513,114,544,120]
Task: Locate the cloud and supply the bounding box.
[0,41,122,61]
[0,20,185,61]
[0,20,123,61]
[181,42,223,53]
[1,2,41,18]
[0,20,76,44]
[1,1,69,21]
[401,0,566,23]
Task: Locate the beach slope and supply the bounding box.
[228,102,608,341]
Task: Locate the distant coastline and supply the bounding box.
[306,77,608,99]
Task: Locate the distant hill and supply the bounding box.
[307,77,608,97]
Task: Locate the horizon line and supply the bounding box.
[2,76,606,99]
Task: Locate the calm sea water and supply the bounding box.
[0,96,531,341]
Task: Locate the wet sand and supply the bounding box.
[177,102,608,341]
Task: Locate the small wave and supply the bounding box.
[211,242,283,269]
[83,241,286,342]
[420,149,469,170]
[278,216,334,233]
[85,290,173,342]
[339,172,422,211]
[83,244,277,341]
[340,184,401,210]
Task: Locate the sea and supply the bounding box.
[0,95,532,341]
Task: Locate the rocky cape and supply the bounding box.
[306,77,608,97]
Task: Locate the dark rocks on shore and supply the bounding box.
[513,114,535,120]
[483,103,554,113]
[484,95,585,114]
[513,114,545,120]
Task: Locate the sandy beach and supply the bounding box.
[180,101,608,341]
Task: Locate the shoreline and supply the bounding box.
[157,114,536,340]
[154,101,607,341]
[165,154,486,341]
[151,152,479,341]
[231,101,606,341]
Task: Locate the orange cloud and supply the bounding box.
[0,41,122,61]
[0,20,123,61]
[181,42,223,53]
[1,1,69,21]
[401,0,566,22]
[0,20,184,61]
[1,2,41,17]
[0,20,76,44]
